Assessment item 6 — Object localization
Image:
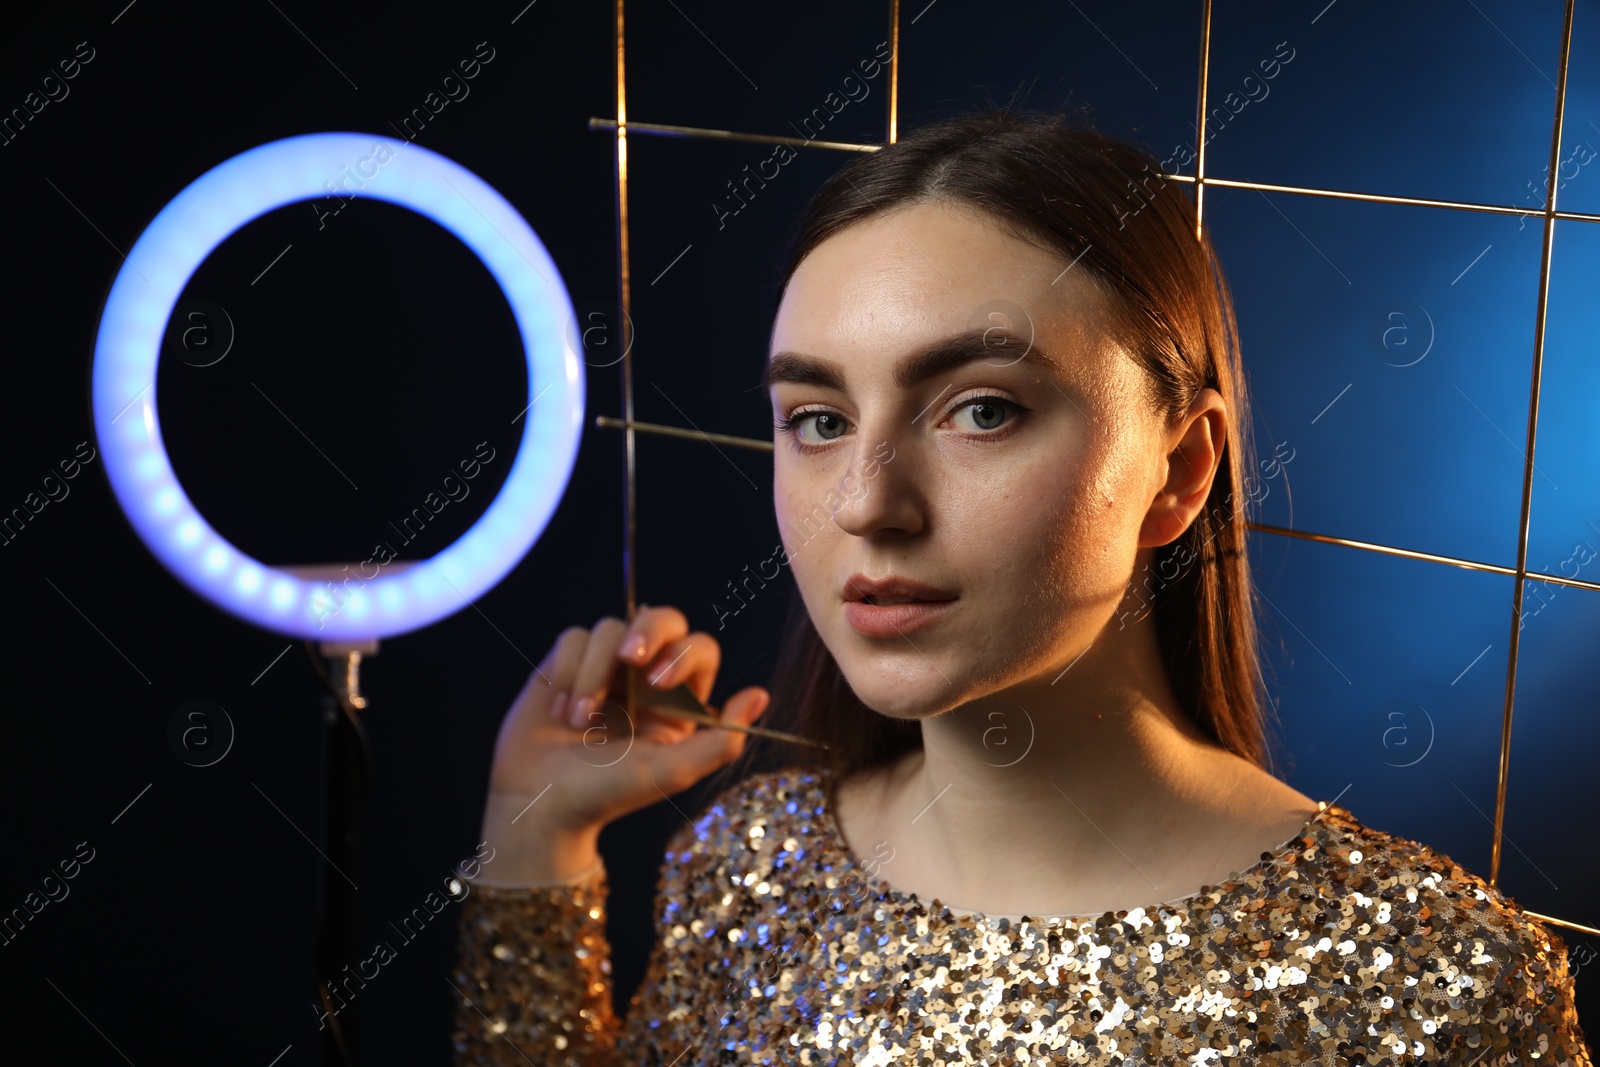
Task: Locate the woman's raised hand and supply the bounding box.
[476,605,771,883]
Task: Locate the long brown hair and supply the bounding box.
[722,105,1283,796]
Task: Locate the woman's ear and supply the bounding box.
[1137,388,1227,549]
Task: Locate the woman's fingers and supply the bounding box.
[504,625,582,730]
[644,686,771,794]
[565,616,629,727]
[510,609,736,751]
[482,604,776,836]
[638,717,693,746]
[619,604,689,668]
[562,607,694,730]
[488,625,590,794]
[643,632,721,704]
[626,631,720,742]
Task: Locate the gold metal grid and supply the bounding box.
[597,0,1593,936]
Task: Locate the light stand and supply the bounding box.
[305,639,376,1065]
[89,132,584,1067]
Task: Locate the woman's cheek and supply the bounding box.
[1039,477,1112,589]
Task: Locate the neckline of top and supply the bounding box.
[803,767,1354,925]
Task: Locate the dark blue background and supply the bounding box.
[1,0,1595,1062]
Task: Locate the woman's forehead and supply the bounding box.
[772,206,1118,373]
[776,202,1109,342]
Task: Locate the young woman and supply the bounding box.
[450,109,1591,1065]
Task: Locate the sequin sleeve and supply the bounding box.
[447,811,736,1067]
[449,861,626,1066]
[1330,822,1595,1067]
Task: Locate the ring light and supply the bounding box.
[91,132,584,640]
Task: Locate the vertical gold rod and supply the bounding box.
[1489,0,1575,887]
[1192,0,1213,241]
[887,0,900,144]
[614,0,640,720]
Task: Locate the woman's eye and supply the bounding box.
[806,412,848,441]
[950,397,1017,432]
[776,409,849,445]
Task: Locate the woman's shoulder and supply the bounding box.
[1298,802,1562,951]
[1281,802,1586,1052]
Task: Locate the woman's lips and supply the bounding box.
[844,597,956,638]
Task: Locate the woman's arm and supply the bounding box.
[449,809,732,1066]
[447,606,771,1063]
[449,861,624,1067]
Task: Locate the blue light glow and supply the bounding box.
[91,133,584,640]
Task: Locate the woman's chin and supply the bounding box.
[842,676,952,721]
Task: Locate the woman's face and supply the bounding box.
[766,198,1201,721]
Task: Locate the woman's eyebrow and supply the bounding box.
[763,328,1061,392]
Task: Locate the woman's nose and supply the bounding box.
[829,427,924,539]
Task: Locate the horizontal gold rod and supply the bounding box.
[1505,568,1600,594]
[1168,172,1600,224]
[587,117,879,154]
[586,116,1600,223]
[1250,521,1600,592]
[594,414,774,453]
[1522,909,1600,938]
[1247,521,1522,575]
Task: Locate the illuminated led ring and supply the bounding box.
[91,132,584,640]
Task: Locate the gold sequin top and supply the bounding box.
[451,766,1592,1065]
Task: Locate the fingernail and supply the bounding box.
[648,664,671,686]
[571,695,594,723]
[549,691,568,721]
[630,640,648,661]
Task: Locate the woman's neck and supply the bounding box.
[832,627,1317,919]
